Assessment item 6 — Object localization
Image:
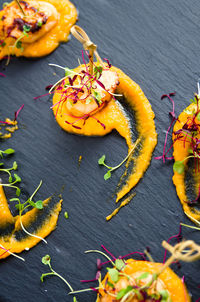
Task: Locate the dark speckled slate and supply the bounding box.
[0,0,200,301]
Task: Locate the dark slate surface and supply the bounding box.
[0,0,200,301]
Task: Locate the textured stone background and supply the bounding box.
[0,0,200,301]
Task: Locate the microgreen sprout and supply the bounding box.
[0,148,15,158]
[0,160,17,182]
[98,138,140,180]
[10,180,47,243]
[0,170,21,196]
[41,255,77,301]
[64,211,69,219]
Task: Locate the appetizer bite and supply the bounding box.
[0,144,62,260]
[41,240,200,301]
[172,93,200,226]
[51,26,157,219]
[0,0,77,60]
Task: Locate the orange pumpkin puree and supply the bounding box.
[0,185,62,259]
[0,0,77,59]
[52,65,157,213]
[97,259,190,302]
[173,102,200,225]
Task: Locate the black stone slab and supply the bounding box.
[0,0,200,301]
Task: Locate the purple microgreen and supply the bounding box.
[163,225,182,263]
[14,104,24,121]
[0,72,5,77]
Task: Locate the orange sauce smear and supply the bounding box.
[52,65,157,217]
[0,0,77,59]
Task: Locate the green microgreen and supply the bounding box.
[93,90,102,104]
[180,222,200,231]
[173,161,185,174]
[3,2,9,8]
[136,272,150,281]
[0,41,6,47]
[23,24,31,33]
[115,259,125,271]
[10,180,43,214]
[98,138,140,180]
[173,152,200,174]
[0,148,15,158]
[94,66,103,79]
[0,171,21,196]
[9,180,47,243]
[159,290,171,301]
[107,268,119,282]
[64,211,69,219]
[41,255,77,301]
[37,20,43,27]
[116,285,133,300]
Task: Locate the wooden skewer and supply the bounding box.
[70,25,104,76]
[15,0,26,17]
[158,240,200,276]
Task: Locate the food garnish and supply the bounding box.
[0,148,62,259]
[50,26,157,219]
[156,83,200,225]
[40,239,200,301]
[0,0,77,61]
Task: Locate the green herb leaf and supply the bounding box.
[107,268,119,283]
[37,20,43,27]
[197,112,200,121]
[104,170,111,180]
[107,281,115,288]
[173,161,184,174]
[40,275,44,282]
[98,155,106,165]
[8,175,12,183]
[16,41,22,49]
[65,67,74,77]
[23,24,31,33]
[3,2,9,8]
[136,272,150,280]
[10,198,20,202]
[64,211,69,219]
[159,290,170,301]
[0,162,4,166]
[116,285,133,300]
[14,173,21,183]
[35,200,43,210]
[0,41,6,47]
[190,98,197,104]
[93,91,102,104]
[115,259,125,271]
[16,187,21,197]
[13,161,18,170]
[42,255,51,265]
[3,148,15,155]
